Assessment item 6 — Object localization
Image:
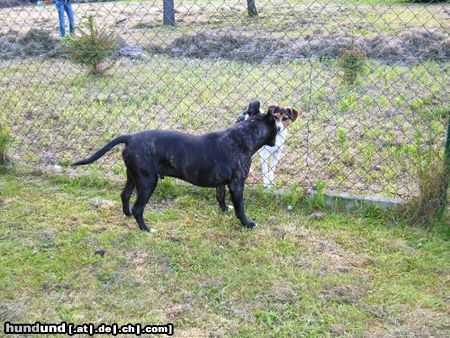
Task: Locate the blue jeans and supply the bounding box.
[55,0,75,37]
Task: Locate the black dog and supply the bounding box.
[214,99,261,213]
[216,101,299,210]
[73,102,284,232]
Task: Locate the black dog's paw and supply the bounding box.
[245,221,257,229]
[220,205,234,212]
[139,226,157,233]
[123,207,132,218]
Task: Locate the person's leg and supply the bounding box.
[65,0,75,34]
[55,0,65,37]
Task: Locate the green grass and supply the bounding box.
[0,169,448,336]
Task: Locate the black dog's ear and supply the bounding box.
[247,100,261,116]
[267,104,280,116]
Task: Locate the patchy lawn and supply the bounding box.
[0,169,448,336]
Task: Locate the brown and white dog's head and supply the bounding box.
[235,101,299,147]
[237,101,299,130]
[267,104,299,130]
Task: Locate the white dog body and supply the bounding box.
[241,112,288,189]
[260,125,288,188]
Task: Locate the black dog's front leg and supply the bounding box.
[228,180,256,229]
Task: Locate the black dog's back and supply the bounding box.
[124,130,234,187]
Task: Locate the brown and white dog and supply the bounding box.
[237,100,298,188]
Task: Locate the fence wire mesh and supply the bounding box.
[0,0,449,200]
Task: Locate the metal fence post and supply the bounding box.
[163,0,175,26]
[440,114,450,212]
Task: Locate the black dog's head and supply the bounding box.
[236,100,261,123]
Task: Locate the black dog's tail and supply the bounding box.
[73,135,129,166]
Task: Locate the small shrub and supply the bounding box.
[63,16,118,75]
[308,180,326,210]
[336,128,347,147]
[338,46,365,85]
[0,124,11,167]
[284,182,306,207]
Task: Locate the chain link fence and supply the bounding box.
[1,0,449,201]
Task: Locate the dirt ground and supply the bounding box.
[0,0,33,9]
[1,1,449,62]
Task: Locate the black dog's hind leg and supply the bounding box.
[132,173,158,232]
[121,170,135,217]
[228,180,256,229]
[216,186,229,211]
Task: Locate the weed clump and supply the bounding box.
[337,46,365,85]
[0,124,11,168]
[63,16,118,75]
[400,157,448,226]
